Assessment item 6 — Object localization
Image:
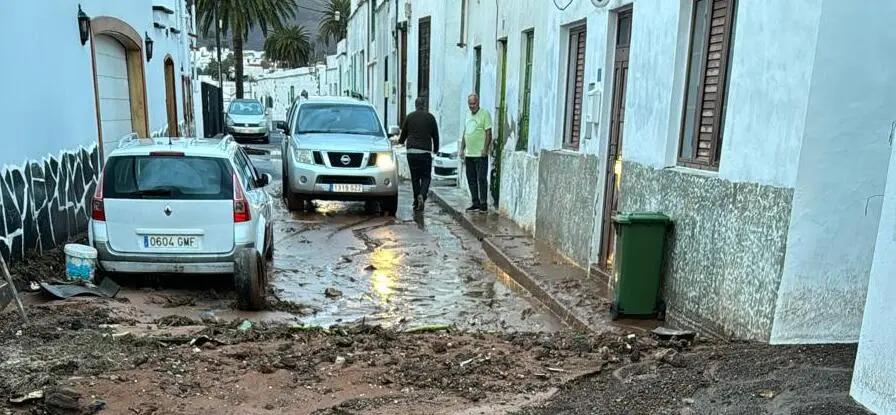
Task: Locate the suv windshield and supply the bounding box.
[228,101,264,116]
[295,103,384,136]
[103,155,234,200]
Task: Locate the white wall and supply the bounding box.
[622,0,816,189]
[851,131,896,415]
[0,0,195,167]
[770,0,896,344]
[254,68,319,121]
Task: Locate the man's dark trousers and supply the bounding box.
[465,156,489,210]
[407,152,433,203]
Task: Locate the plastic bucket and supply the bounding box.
[64,244,98,282]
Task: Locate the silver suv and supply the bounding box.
[88,134,275,310]
[281,97,399,215]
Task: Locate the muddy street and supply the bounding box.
[269,184,559,332]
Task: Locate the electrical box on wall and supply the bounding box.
[584,81,602,140]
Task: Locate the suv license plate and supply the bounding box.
[332,184,363,193]
[144,235,199,249]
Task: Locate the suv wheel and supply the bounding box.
[282,171,304,211]
[234,248,267,311]
[381,195,398,217]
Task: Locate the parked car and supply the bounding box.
[280,97,399,215]
[433,141,460,180]
[226,99,269,143]
[87,134,275,310]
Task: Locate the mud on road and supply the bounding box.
[0,297,686,415]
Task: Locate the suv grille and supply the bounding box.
[316,176,375,185]
[327,152,364,168]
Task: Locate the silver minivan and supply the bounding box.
[88,134,275,310]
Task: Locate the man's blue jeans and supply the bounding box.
[465,156,489,209]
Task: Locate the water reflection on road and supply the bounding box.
[270,184,560,333]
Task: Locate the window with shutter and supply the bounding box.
[563,25,587,151]
[474,46,482,95]
[679,0,736,169]
[517,29,534,152]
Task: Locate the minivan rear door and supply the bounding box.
[101,154,235,254]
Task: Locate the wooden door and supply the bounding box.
[164,58,179,136]
[599,9,633,270]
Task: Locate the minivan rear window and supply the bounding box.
[103,155,234,200]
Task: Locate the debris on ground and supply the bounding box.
[324,287,343,298]
[237,320,253,331]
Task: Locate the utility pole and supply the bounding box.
[214,1,224,133]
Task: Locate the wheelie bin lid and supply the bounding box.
[613,212,672,224]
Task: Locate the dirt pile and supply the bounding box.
[0,299,695,414]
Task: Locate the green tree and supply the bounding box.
[202,53,235,81]
[196,0,298,98]
[318,0,349,47]
[263,25,313,69]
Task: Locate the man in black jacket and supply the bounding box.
[399,97,440,212]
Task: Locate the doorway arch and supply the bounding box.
[89,16,149,159]
[164,56,179,136]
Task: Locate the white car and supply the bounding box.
[88,134,275,310]
[433,141,460,180]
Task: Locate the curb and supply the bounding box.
[429,189,489,240]
[482,238,593,333]
[429,188,596,333]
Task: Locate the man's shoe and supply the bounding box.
[415,195,425,211]
[466,205,479,212]
[478,205,488,213]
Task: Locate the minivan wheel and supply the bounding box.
[283,174,304,211]
[234,248,267,311]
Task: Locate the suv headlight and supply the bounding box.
[375,152,395,169]
[292,148,314,164]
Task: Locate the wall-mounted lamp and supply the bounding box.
[78,5,91,45]
[145,32,154,61]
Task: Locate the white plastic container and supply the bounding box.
[64,244,98,282]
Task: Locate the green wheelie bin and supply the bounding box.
[609,212,672,319]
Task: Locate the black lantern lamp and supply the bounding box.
[145,32,154,61]
[78,5,90,45]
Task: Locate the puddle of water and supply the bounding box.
[270,189,562,332]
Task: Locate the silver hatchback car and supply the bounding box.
[280,97,399,215]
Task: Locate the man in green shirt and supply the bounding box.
[460,93,492,213]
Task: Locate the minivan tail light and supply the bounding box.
[91,173,106,221]
[149,151,185,157]
[233,173,251,223]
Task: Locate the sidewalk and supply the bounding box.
[429,186,659,335]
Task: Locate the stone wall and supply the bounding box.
[498,149,539,233]
[0,145,99,263]
[619,161,794,341]
[534,150,600,266]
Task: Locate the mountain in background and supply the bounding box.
[195,0,336,61]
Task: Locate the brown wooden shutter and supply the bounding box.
[565,26,587,150]
[694,0,734,165]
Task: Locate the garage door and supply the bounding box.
[95,35,133,158]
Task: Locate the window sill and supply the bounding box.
[664,165,720,179]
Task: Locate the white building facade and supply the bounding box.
[0,0,199,263]
[350,1,896,411]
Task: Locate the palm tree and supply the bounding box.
[196,0,298,98]
[319,0,350,46]
[263,25,313,69]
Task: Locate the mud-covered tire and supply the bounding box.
[234,248,266,311]
[381,195,398,216]
[283,174,304,211]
